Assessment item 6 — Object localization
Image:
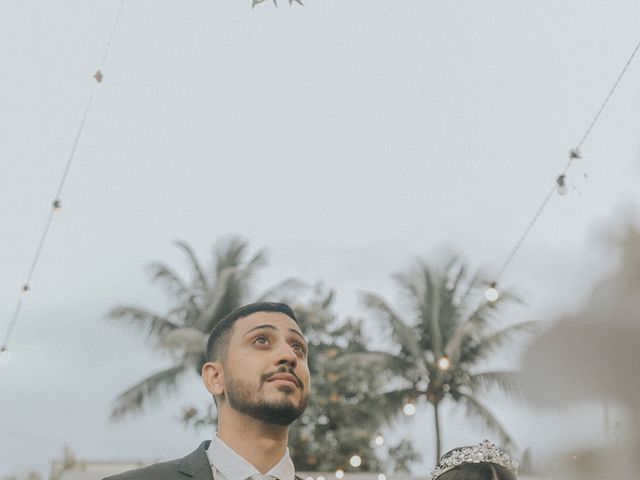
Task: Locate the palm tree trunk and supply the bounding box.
[433,401,442,460]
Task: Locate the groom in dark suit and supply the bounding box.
[105,302,310,480]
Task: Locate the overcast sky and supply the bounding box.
[1,1,640,477]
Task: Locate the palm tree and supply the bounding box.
[348,256,535,460]
[107,236,301,420]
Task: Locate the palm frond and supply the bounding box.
[243,248,269,275]
[444,288,518,362]
[107,305,180,338]
[174,240,209,291]
[393,269,422,304]
[194,267,239,332]
[454,269,484,309]
[468,370,522,398]
[468,320,538,362]
[379,387,420,425]
[110,364,187,420]
[157,327,208,358]
[213,237,249,274]
[147,262,189,299]
[361,292,426,371]
[328,350,413,374]
[456,392,515,448]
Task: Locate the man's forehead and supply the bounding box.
[235,311,303,336]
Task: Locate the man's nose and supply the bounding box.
[275,342,298,368]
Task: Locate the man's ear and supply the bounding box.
[202,361,225,397]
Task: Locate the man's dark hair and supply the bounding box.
[205,302,298,362]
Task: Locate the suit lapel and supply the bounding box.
[178,441,214,480]
[179,440,301,480]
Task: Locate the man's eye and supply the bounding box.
[291,343,306,354]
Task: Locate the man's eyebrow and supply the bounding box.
[244,324,307,343]
[288,328,307,344]
[245,324,277,336]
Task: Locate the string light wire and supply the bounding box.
[1,0,126,355]
[492,36,640,286]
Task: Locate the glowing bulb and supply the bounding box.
[437,355,451,371]
[335,470,344,479]
[306,476,314,480]
[485,283,499,302]
[378,475,386,480]
[556,174,568,195]
[349,455,362,468]
[0,348,12,364]
[403,403,416,416]
[374,434,384,446]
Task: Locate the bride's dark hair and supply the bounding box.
[436,461,516,480]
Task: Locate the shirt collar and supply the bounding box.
[206,434,295,480]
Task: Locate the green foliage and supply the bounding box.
[252,0,303,7]
[108,242,529,472]
[287,288,387,471]
[355,255,534,459]
[387,440,420,473]
[107,236,296,419]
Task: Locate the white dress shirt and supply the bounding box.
[206,434,296,480]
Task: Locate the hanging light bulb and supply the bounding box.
[349,455,362,468]
[0,347,12,364]
[374,434,384,446]
[556,174,568,195]
[569,148,582,160]
[403,402,416,416]
[378,475,386,480]
[485,282,499,302]
[335,470,344,479]
[437,355,451,371]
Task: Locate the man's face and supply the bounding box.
[220,311,310,425]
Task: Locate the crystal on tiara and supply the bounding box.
[430,439,519,479]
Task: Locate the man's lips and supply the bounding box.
[267,373,301,388]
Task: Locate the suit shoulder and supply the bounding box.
[103,458,182,480]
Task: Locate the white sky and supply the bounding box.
[1,0,639,477]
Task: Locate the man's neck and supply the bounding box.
[217,410,289,474]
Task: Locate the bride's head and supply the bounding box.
[433,461,517,480]
[431,440,518,480]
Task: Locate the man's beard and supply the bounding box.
[224,370,309,426]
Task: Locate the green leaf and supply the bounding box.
[107,305,180,338]
[110,365,187,420]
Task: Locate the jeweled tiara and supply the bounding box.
[431,439,519,479]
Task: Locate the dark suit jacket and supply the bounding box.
[103,441,302,480]
[104,442,214,480]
